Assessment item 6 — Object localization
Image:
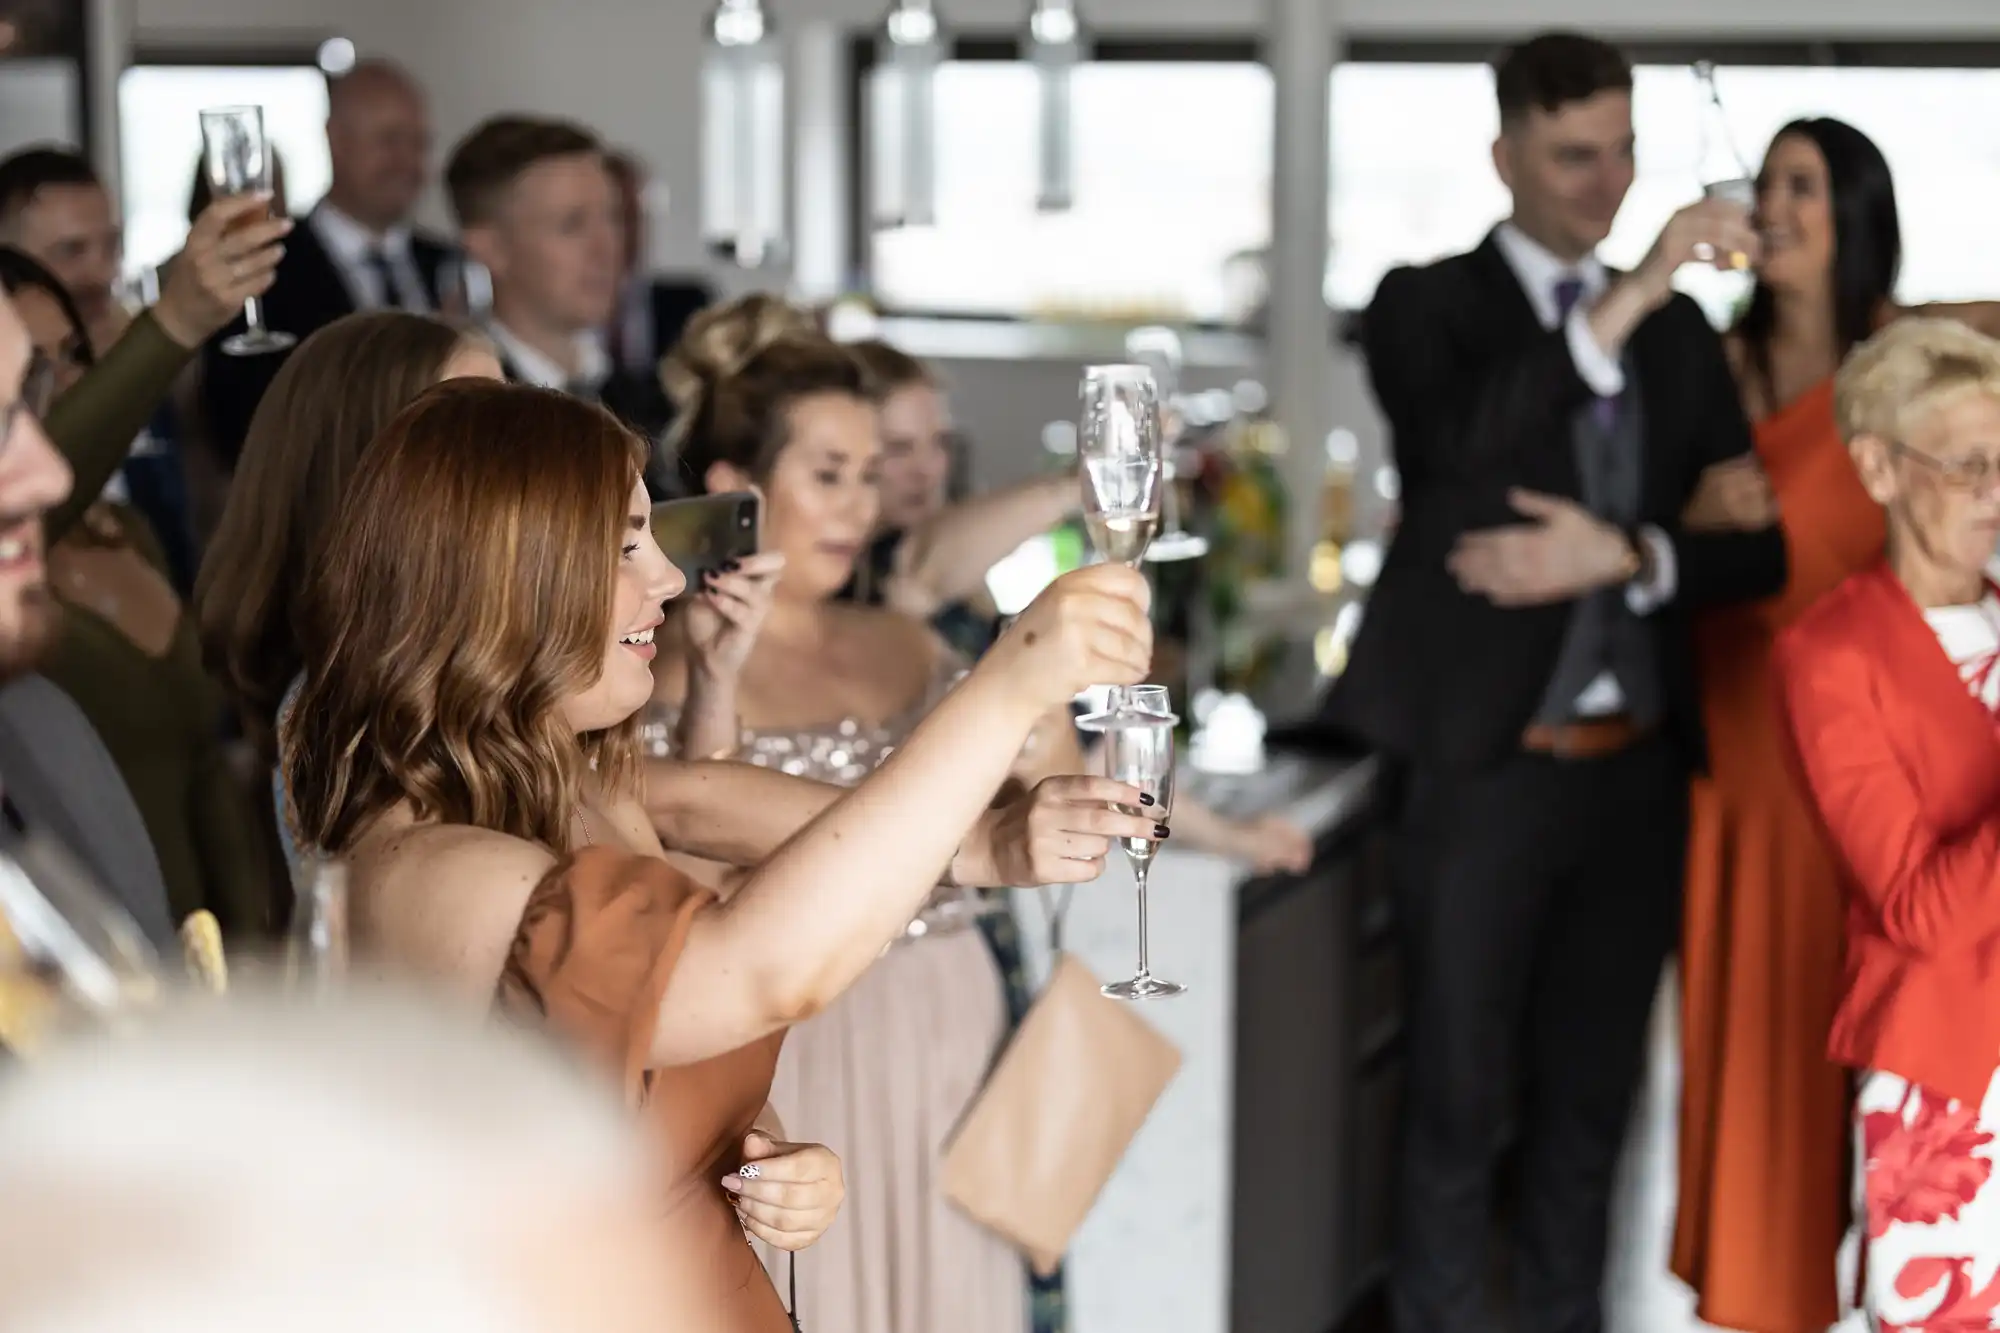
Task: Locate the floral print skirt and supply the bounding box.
[1853,1063,2000,1328]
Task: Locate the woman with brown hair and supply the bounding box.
[197,311,500,766]
[282,378,1153,1331]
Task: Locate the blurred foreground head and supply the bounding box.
[0,981,675,1332]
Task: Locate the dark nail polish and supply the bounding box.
[722,558,742,572]
[1139,793,1155,806]
[1154,823,1170,839]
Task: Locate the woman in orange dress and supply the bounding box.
[280,381,1156,1330]
[1670,118,2000,1330]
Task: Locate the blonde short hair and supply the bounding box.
[1835,316,2000,445]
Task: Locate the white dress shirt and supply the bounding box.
[484,319,611,396]
[309,203,432,313]
[1491,222,1678,715]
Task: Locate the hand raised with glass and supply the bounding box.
[980,564,1152,715]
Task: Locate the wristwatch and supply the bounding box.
[1621,525,1653,586]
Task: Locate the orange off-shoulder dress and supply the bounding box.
[500,845,792,1333]
[1671,379,1885,1331]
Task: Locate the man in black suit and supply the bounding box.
[1328,33,1785,1332]
[446,118,676,491]
[603,150,712,383]
[202,59,454,465]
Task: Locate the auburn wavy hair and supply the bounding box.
[281,379,648,856]
[196,311,487,762]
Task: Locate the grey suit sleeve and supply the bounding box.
[0,676,175,950]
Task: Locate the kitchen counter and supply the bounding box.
[1010,748,1390,1333]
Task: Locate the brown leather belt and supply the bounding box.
[1521,714,1652,760]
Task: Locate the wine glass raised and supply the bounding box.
[1074,363,1163,733]
[198,105,296,357]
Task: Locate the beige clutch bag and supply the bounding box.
[940,941,1182,1275]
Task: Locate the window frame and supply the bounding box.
[847,34,2000,324]
[115,47,330,272]
[845,34,1260,325]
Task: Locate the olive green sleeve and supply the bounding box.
[42,312,196,546]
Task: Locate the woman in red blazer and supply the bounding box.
[1776,317,2000,1327]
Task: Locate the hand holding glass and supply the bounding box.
[1075,364,1162,731]
[198,105,296,356]
[1101,685,1182,1000]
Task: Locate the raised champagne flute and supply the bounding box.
[1125,327,1209,563]
[198,105,296,356]
[1101,684,1183,1000]
[1692,62,1756,270]
[1074,363,1163,732]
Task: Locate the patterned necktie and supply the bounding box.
[364,248,404,311]
[1553,274,1617,431]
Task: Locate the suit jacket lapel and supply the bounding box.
[1470,229,1546,344]
[288,219,360,322]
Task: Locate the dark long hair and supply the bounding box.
[1736,117,1901,408]
[195,311,484,762]
[0,245,95,372]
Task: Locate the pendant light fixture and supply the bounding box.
[701,0,786,267]
[871,0,942,229]
[1026,0,1082,213]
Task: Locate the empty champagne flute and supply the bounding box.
[1101,684,1183,1000]
[1074,363,1163,732]
[198,105,296,356]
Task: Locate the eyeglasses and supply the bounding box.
[0,353,57,453]
[1892,439,2000,493]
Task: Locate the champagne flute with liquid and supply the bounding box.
[1101,684,1183,1000]
[1125,326,1210,563]
[1692,62,1757,271]
[198,105,296,356]
[1075,363,1163,732]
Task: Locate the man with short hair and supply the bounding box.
[1328,32,1786,1330]
[447,117,673,478]
[0,284,174,947]
[446,116,621,394]
[0,146,124,354]
[203,58,454,464]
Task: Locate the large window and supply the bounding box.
[118,62,332,274]
[1329,59,2000,319]
[861,52,1272,323]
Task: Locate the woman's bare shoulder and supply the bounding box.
[350,823,558,996]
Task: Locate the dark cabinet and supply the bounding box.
[1230,773,1399,1333]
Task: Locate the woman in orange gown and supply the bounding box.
[1671,118,2000,1330]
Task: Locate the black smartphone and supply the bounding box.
[651,491,761,582]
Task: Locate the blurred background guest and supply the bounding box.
[1775,318,2000,1330]
[200,59,450,468]
[0,984,680,1333]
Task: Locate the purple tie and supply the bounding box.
[1553,275,1617,431]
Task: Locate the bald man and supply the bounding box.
[202,57,457,465]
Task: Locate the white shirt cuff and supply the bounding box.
[1564,307,1626,398]
[1625,525,1677,615]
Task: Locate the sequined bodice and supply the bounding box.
[652,656,989,940]
[739,713,910,787]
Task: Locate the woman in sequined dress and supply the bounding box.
[652,299,1308,1333]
